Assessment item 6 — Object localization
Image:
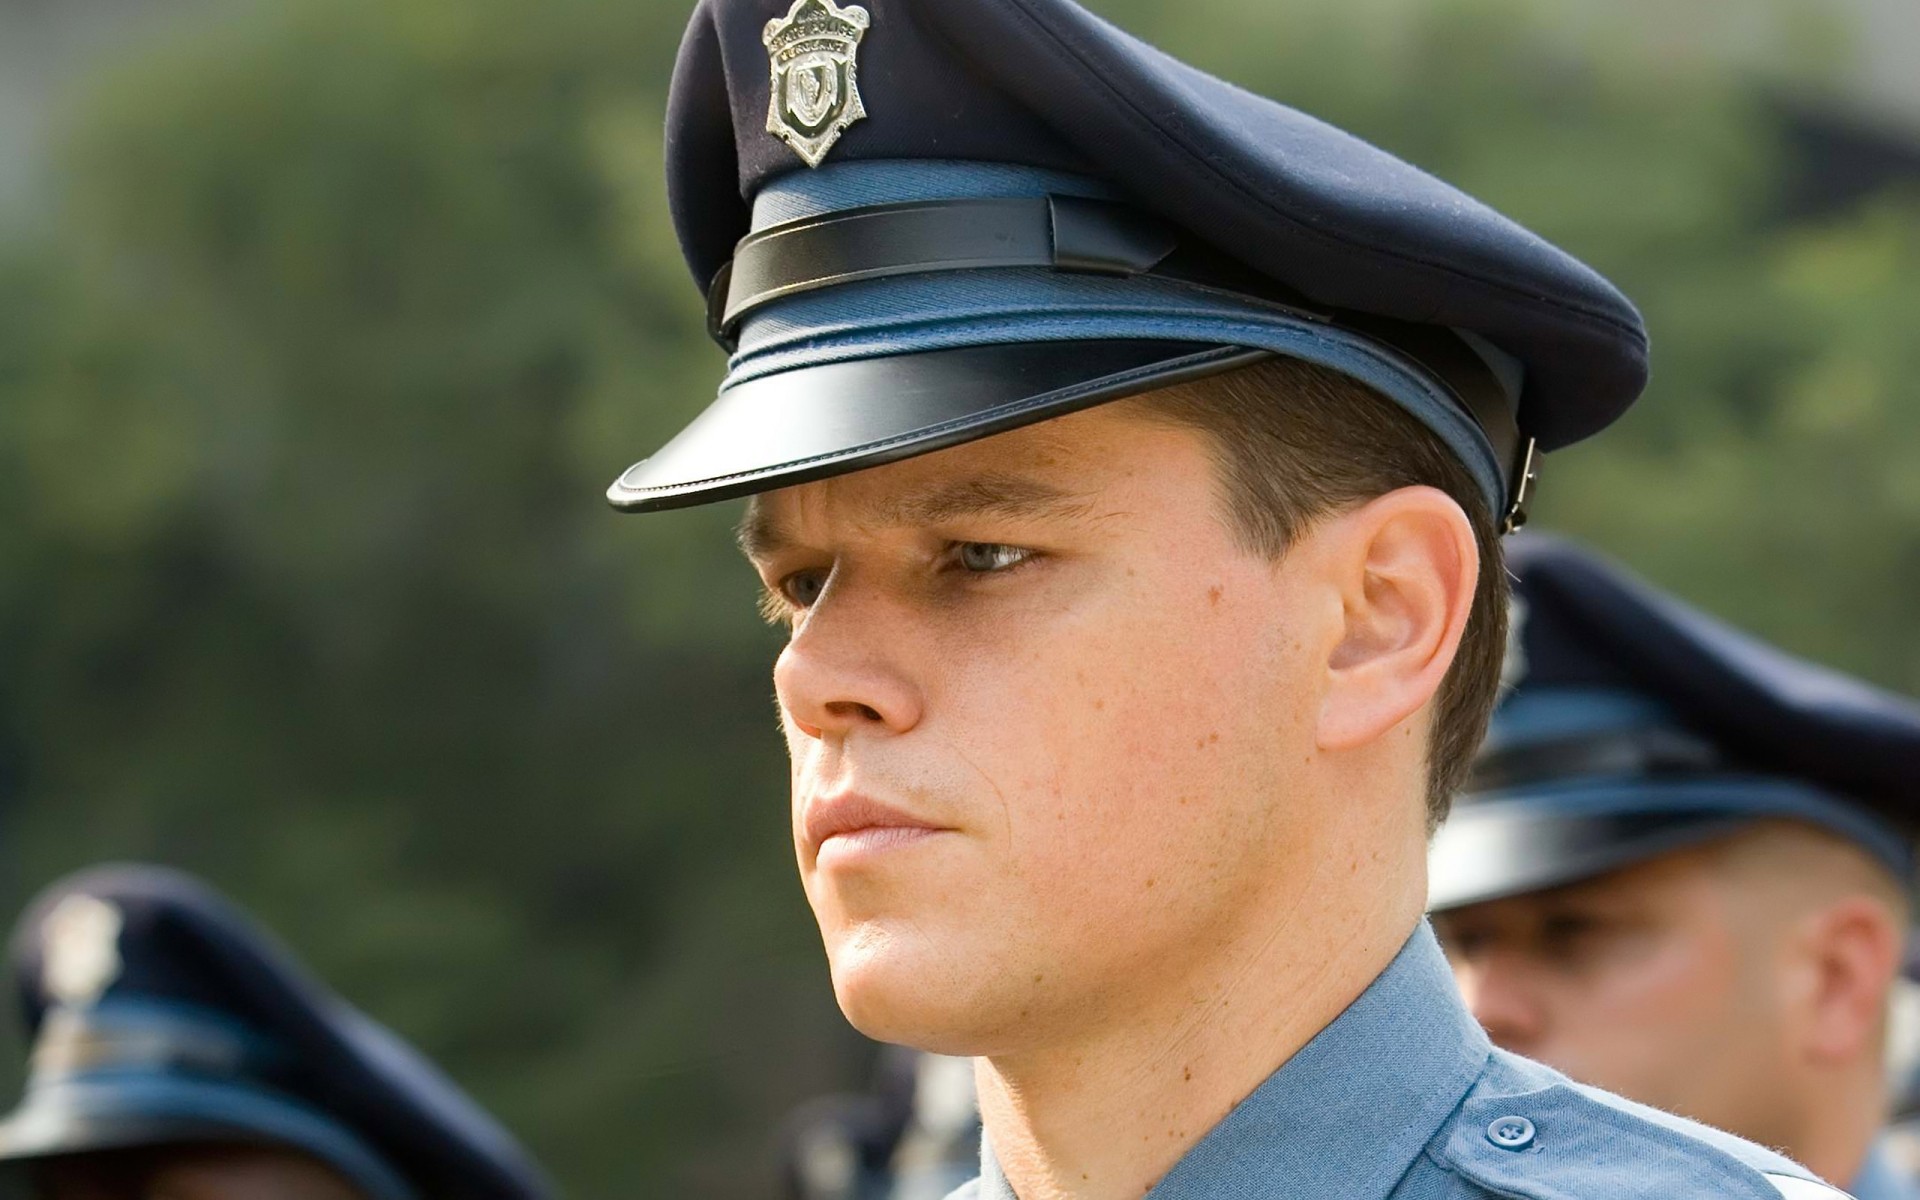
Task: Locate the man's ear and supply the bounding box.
[1794,895,1903,1065]
[1312,486,1478,753]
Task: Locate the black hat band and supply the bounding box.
[709,195,1536,529]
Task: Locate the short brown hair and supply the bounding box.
[1133,357,1508,827]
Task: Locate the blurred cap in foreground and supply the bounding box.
[0,865,554,1200]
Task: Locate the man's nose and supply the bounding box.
[1454,955,1549,1052]
[773,584,924,740]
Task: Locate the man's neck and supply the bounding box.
[975,873,1425,1200]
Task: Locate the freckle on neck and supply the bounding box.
[1207,584,1224,606]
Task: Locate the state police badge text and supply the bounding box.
[764,0,870,168]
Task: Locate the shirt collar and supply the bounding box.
[976,922,1490,1199]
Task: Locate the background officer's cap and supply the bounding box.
[608,0,1650,529]
[0,865,553,1200]
[1430,536,1920,913]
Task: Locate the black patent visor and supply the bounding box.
[1426,807,1754,913]
[606,340,1269,512]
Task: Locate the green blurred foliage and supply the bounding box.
[0,0,853,1192]
[0,0,1914,1193]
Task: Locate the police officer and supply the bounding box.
[1429,536,1920,1200]
[0,865,553,1200]
[781,1048,979,1200]
[615,0,1846,1195]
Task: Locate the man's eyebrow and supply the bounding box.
[735,473,1091,560]
[737,499,789,561]
[882,473,1090,527]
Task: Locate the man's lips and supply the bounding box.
[802,792,949,855]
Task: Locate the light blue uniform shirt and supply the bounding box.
[950,924,1846,1200]
[1854,1143,1919,1200]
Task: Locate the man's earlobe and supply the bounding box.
[1315,487,1477,753]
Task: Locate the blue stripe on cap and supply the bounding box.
[0,996,416,1200]
[49,995,286,1054]
[1483,687,1680,755]
[0,1074,417,1200]
[1470,775,1915,887]
[729,160,1512,513]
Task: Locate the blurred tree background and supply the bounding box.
[0,0,1915,1193]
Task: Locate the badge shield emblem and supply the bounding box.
[764,0,871,168]
[42,894,124,1009]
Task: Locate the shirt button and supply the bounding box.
[1486,1116,1536,1151]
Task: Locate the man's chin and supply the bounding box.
[827,935,1004,1054]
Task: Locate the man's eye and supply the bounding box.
[952,543,1033,574]
[1539,915,1603,958]
[1434,923,1489,962]
[779,568,830,608]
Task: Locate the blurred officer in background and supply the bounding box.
[0,865,553,1200]
[1885,964,1920,1178]
[781,1048,977,1200]
[1430,536,1920,1200]
[610,0,1850,1194]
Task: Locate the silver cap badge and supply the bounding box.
[42,894,124,1009]
[764,0,871,168]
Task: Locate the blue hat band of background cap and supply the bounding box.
[25,997,285,1084]
[1462,774,1914,886]
[0,997,416,1200]
[727,160,1513,513]
[0,1073,416,1200]
[1476,687,1680,754]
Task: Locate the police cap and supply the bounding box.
[1429,536,1920,913]
[0,865,552,1200]
[607,0,1649,529]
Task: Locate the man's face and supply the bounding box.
[743,403,1334,1054]
[31,1144,366,1200]
[1431,845,1793,1137]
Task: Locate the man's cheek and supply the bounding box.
[1007,751,1183,885]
